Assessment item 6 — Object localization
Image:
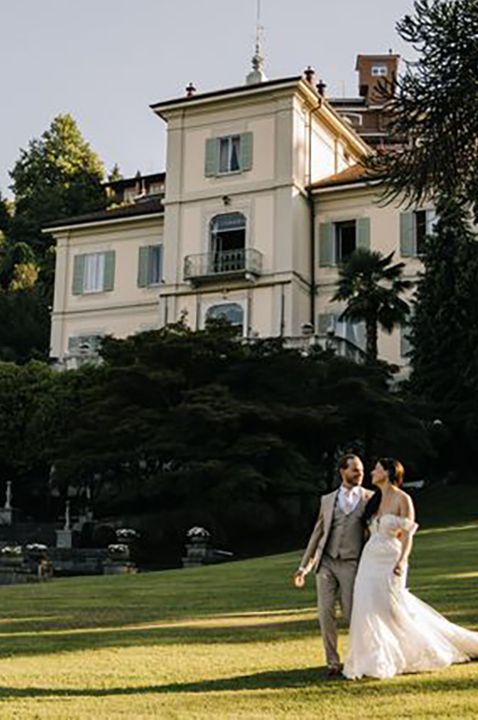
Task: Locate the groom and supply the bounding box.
[294,454,373,676]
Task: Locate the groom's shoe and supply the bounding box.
[326,664,343,679]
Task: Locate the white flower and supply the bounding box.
[26,543,47,551]
[116,528,138,539]
[108,543,129,553]
[1,545,22,555]
[187,526,210,539]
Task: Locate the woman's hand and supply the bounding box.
[393,561,405,577]
[293,570,306,588]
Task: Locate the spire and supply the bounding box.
[246,0,267,85]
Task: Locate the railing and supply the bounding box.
[284,335,368,364]
[184,248,263,282]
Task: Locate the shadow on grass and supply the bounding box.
[0,666,477,699]
[0,617,319,659]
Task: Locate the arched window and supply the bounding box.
[209,213,246,273]
[205,302,244,330]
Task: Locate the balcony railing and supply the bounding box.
[184,248,263,283]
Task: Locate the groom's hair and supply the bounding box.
[337,453,360,471]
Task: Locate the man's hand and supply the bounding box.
[293,570,306,588]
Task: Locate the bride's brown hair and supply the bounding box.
[363,457,405,525]
[378,457,405,488]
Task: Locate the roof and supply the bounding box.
[150,76,303,114]
[105,172,165,189]
[45,197,164,231]
[330,98,366,107]
[355,54,400,69]
[310,164,382,190]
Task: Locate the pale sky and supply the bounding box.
[1,0,416,196]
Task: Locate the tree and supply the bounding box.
[0,288,50,363]
[332,248,412,360]
[367,0,478,477]
[8,114,107,291]
[51,324,431,551]
[0,192,10,235]
[0,115,108,362]
[371,0,478,218]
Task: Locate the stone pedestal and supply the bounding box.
[56,529,73,549]
[0,508,13,526]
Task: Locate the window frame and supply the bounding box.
[148,244,163,286]
[202,299,247,337]
[83,252,106,294]
[371,65,388,77]
[334,220,357,264]
[218,135,241,175]
[414,209,436,256]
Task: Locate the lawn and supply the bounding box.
[0,491,477,718]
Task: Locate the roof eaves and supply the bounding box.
[150,76,302,115]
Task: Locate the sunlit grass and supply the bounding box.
[0,518,476,717]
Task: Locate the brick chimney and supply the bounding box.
[356,53,400,106]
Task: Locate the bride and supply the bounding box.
[343,457,478,680]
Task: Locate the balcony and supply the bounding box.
[184,248,263,284]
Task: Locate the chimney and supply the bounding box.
[304,66,316,87]
[316,79,327,97]
[355,54,400,106]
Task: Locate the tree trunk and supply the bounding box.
[366,318,378,360]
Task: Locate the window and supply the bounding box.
[210,213,246,273]
[83,253,105,293]
[67,334,103,362]
[400,209,436,257]
[205,302,244,331]
[319,218,370,267]
[219,136,241,173]
[138,245,163,287]
[72,251,115,295]
[318,313,366,357]
[335,221,357,263]
[414,209,436,255]
[371,65,388,77]
[205,132,253,177]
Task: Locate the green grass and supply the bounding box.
[0,508,477,717]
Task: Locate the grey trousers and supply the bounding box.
[315,555,358,668]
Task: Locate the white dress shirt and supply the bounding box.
[338,484,361,515]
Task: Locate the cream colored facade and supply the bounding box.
[48,73,422,369]
[312,182,422,366]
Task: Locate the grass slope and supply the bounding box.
[0,494,477,718]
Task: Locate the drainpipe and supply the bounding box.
[307,98,322,327]
[279,283,286,337]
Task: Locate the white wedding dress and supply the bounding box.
[343,513,478,679]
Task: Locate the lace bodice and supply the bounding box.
[369,513,418,539]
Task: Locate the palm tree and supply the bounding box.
[332,248,412,361]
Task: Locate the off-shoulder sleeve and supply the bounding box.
[400,517,419,535]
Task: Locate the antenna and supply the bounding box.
[255,0,263,57]
[246,0,267,84]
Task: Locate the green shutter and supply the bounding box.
[205,138,219,177]
[157,244,163,282]
[319,222,335,266]
[72,254,85,295]
[240,132,253,171]
[400,324,412,358]
[355,321,366,351]
[318,313,336,334]
[400,212,415,257]
[138,246,150,287]
[103,251,115,291]
[357,217,370,249]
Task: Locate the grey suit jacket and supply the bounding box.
[298,486,374,575]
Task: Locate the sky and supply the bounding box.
[1,0,416,196]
